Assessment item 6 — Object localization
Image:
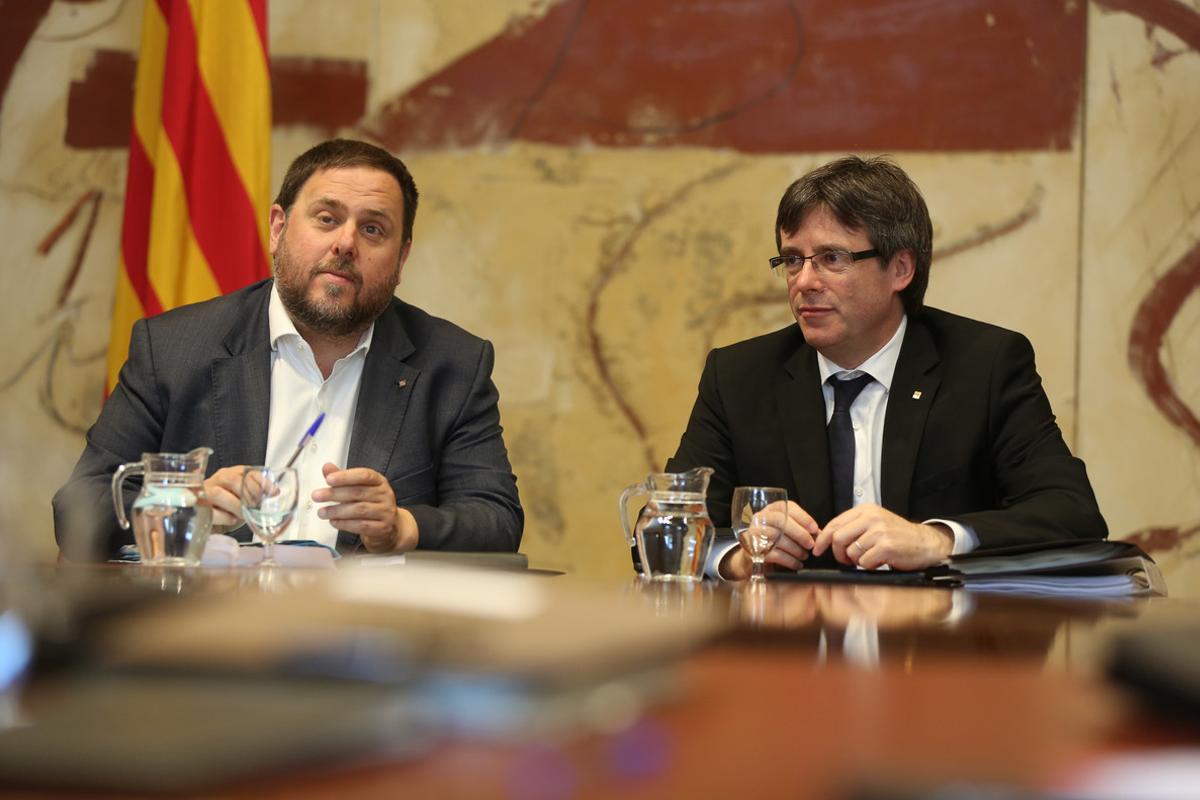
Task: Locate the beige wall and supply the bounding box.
[2,1,1197,592]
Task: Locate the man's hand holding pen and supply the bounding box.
[196,413,419,553]
[204,465,248,531]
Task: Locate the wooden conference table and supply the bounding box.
[2,562,1198,799]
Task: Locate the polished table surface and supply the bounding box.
[3,564,1199,799]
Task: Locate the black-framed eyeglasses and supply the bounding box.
[768,249,880,278]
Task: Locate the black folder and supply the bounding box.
[770,539,1164,598]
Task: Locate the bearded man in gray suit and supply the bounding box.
[55,139,523,559]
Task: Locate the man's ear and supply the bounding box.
[268,205,286,255]
[890,249,915,293]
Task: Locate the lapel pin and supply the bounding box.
[912,390,922,400]
[397,379,408,389]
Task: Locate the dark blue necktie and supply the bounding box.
[828,373,874,516]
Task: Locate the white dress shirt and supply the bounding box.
[708,315,978,577]
[262,285,372,549]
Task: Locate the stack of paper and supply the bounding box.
[199,534,336,569]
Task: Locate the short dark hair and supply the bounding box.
[775,155,932,316]
[274,139,420,243]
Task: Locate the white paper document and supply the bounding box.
[200,534,335,569]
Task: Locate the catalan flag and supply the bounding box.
[107,0,271,392]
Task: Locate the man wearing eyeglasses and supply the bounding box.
[665,155,1106,580]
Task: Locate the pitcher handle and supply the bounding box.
[111,461,144,531]
[617,481,648,547]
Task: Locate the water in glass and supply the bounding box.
[240,467,298,567]
[731,486,788,582]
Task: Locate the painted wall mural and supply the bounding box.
[364,0,1084,152]
[1,0,1196,592]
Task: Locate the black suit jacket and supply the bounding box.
[54,279,523,559]
[665,308,1106,565]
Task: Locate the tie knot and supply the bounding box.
[830,373,873,413]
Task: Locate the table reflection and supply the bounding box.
[720,579,1142,671]
[623,577,717,618]
[731,581,953,631]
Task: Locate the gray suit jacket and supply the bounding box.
[54,279,523,559]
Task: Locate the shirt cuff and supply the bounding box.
[705,535,740,580]
[924,518,979,556]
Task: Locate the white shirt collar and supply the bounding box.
[267,281,375,355]
[816,314,908,391]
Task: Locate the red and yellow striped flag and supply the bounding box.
[107,0,271,392]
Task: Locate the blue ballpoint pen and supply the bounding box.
[283,412,326,469]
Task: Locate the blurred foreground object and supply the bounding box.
[0,563,722,793]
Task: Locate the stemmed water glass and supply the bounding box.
[731,486,788,583]
[240,466,298,568]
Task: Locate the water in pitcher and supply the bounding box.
[635,492,713,582]
[131,481,213,566]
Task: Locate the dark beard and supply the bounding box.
[273,238,397,338]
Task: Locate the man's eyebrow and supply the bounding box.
[308,198,395,224]
[780,242,847,254]
[357,207,395,222]
[309,196,348,212]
